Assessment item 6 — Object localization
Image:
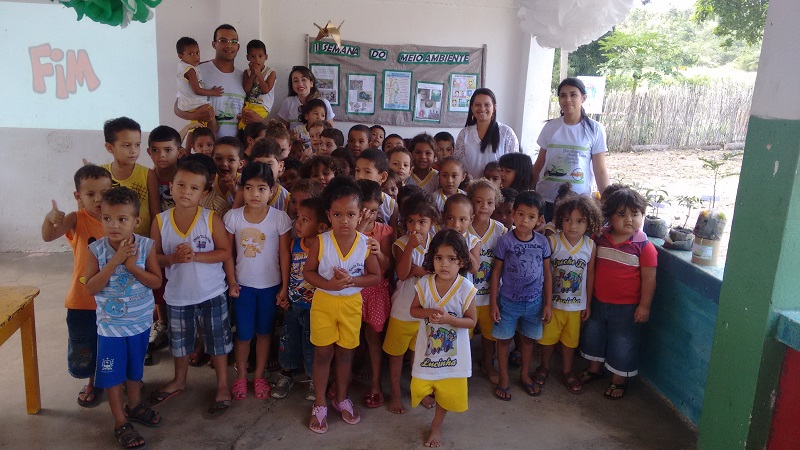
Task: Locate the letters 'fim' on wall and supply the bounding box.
[307,37,486,127]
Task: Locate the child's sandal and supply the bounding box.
[254,378,271,400]
[533,365,549,386]
[231,378,248,400]
[114,422,146,450]
[309,405,328,434]
[333,398,361,425]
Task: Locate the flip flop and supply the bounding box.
[578,369,604,385]
[204,399,231,419]
[533,366,549,386]
[309,405,328,434]
[148,389,182,407]
[494,385,511,401]
[364,392,384,408]
[522,382,542,397]
[604,383,627,400]
[77,385,104,408]
[332,398,361,425]
[563,373,584,395]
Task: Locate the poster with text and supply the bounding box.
[413,81,444,123]
[382,70,412,111]
[448,73,478,112]
[346,73,376,115]
[310,64,340,105]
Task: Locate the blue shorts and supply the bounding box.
[167,293,233,357]
[580,298,642,377]
[491,296,543,340]
[278,304,314,377]
[234,285,279,341]
[94,330,149,389]
[66,309,97,379]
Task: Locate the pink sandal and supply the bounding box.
[231,378,248,400]
[332,398,361,425]
[253,378,271,400]
[309,405,328,434]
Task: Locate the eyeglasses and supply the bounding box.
[216,38,239,45]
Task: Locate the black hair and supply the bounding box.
[356,148,390,174]
[176,37,198,54]
[308,120,331,131]
[331,148,355,176]
[557,77,596,133]
[601,183,627,203]
[382,133,404,152]
[320,128,345,147]
[214,136,244,159]
[384,171,401,189]
[439,156,466,174]
[408,133,436,154]
[299,197,330,226]
[238,122,268,146]
[321,176,362,211]
[213,24,237,42]
[103,117,140,144]
[423,229,472,275]
[148,125,181,146]
[287,66,320,98]
[514,189,545,213]
[602,187,648,219]
[176,159,212,189]
[348,124,370,138]
[434,131,455,145]
[370,125,385,135]
[443,193,473,216]
[356,179,384,205]
[387,146,412,161]
[467,178,503,204]
[554,194,602,235]
[283,157,302,173]
[246,39,266,54]
[240,161,276,188]
[500,188,518,205]
[498,153,535,191]
[250,138,281,160]
[300,156,337,179]
[74,165,112,191]
[464,88,500,153]
[555,182,576,205]
[484,161,499,173]
[291,178,324,198]
[400,192,440,224]
[102,186,140,216]
[191,126,215,143]
[300,99,328,124]
[397,184,424,207]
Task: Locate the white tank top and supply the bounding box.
[407,169,439,195]
[469,219,507,306]
[411,274,476,380]
[379,192,396,225]
[157,207,227,306]
[548,232,594,311]
[390,234,430,321]
[317,231,370,297]
[244,65,275,112]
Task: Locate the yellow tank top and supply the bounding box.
[102,162,151,236]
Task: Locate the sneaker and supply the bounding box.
[149,321,168,348]
[305,381,316,402]
[271,373,294,399]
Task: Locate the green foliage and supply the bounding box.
[693,0,768,46]
[644,187,670,218]
[698,151,743,209]
[676,195,703,227]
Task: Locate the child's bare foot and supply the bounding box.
[421,395,436,409]
[425,423,443,447]
[481,362,499,385]
[388,396,405,414]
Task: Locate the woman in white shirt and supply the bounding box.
[276,66,335,131]
[454,88,519,180]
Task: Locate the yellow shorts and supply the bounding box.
[410,377,468,413]
[310,291,362,349]
[382,317,418,356]
[538,309,581,348]
[472,305,496,342]
[238,102,269,130]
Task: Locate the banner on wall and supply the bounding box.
[308,37,485,127]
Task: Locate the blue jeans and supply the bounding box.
[491,295,543,340]
[279,305,313,378]
[66,309,97,379]
[580,298,642,377]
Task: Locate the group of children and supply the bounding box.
[42,105,656,448]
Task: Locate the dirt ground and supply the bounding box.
[605,148,743,261]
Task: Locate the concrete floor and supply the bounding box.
[0,252,697,449]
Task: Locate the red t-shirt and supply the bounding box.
[593,227,657,305]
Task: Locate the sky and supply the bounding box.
[643,0,697,12]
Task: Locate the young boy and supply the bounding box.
[273,197,330,400]
[354,148,397,226]
[347,124,370,158]
[175,37,222,132]
[369,125,385,149]
[280,157,302,192]
[387,147,412,186]
[319,128,344,157]
[41,165,112,408]
[492,188,517,230]
[239,39,276,130]
[85,187,163,449]
[288,179,324,221]
[483,161,501,189]
[201,136,243,216]
[150,160,234,417]
[382,134,404,153]
[433,131,455,169]
[102,117,159,238]
[190,126,216,156]
[489,189,553,400]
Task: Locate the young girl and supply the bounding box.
[543,183,576,237]
[442,194,481,274]
[294,99,327,148]
[434,157,467,212]
[239,122,267,159]
[407,133,439,195]
[383,196,440,414]
[409,229,477,448]
[300,156,337,188]
[276,66,335,131]
[355,180,394,409]
[498,153,535,192]
[493,188,517,231]
[579,187,656,400]
[466,179,507,384]
[383,171,401,199]
[533,77,610,221]
[264,120,293,160]
[537,194,601,394]
[393,185,426,237]
[223,163,292,400]
[331,148,355,177]
[304,177,380,433]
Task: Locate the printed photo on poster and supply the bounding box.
[347,73,376,115]
[413,81,444,123]
[310,64,340,105]
[382,70,412,111]
[449,73,478,112]
[576,75,606,115]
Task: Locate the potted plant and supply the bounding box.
[642,187,670,239]
[691,151,741,266]
[664,195,699,251]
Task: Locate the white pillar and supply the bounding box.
[520,37,555,155]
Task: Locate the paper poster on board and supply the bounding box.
[449,73,478,112]
[413,81,444,123]
[382,70,412,111]
[310,64,340,105]
[576,75,606,115]
[347,73,376,115]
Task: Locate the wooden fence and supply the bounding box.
[549,84,753,151]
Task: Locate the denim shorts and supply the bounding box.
[580,298,642,377]
[491,295,543,340]
[234,285,279,341]
[166,294,233,357]
[278,304,314,377]
[66,309,97,379]
[94,330,149,389]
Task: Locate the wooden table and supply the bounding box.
[0,286,41,414]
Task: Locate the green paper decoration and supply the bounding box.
[52,0,161,28]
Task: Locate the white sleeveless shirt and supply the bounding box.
[548,232,594,311]
[378,192,396,225]
[411,274,476,380]
[407,169,439,195]
[469,219,507,306]
[390,234,430,321]
[157,207,226,306]
[317,231,370,297]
